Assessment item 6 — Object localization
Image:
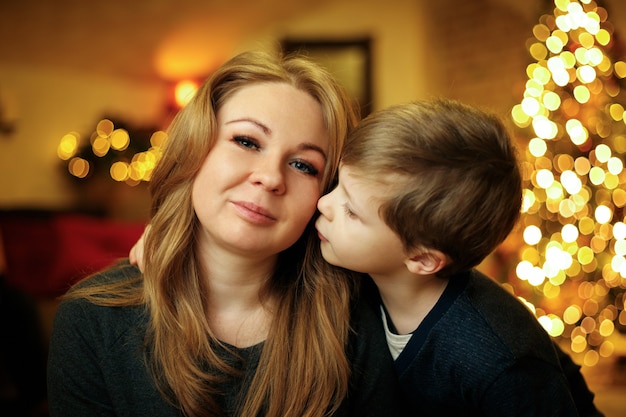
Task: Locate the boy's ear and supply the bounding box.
[404,247,448,276]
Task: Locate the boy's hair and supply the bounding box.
[341,98,522,277]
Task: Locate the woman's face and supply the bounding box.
[192,82,329,261]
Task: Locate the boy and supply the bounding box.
[315,98,603,416]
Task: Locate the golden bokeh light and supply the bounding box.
[110,129,130,151]
[96,119,114,137]
[68,157,90,179]
[58,119,168,185]
[110,161,129,182]
[573,85,591,103]
[512,0,626,366]
[57,132,80,160]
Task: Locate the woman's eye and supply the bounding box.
[233,135,260,150]
[290,159,319,176]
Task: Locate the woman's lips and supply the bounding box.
[232,201,277,224]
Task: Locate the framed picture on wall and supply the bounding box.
[282,38,372,116]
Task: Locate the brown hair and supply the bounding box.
[341,98,521,277]
[68,50,360,417]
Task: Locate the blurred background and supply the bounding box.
[1,0,626,416]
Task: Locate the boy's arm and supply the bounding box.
[129,225,149,271]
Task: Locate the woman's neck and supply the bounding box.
[199,244,278,348]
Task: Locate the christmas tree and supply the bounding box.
[511,0,626,367]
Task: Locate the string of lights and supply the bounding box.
[511,0,626,367]
[57,119,167,186]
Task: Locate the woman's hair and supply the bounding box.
[341,98,522,277]
[68,50,360,417]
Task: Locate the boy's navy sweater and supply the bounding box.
[363,269,602,417]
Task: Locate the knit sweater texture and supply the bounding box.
[47,261,403,417]
[364,269,588,417]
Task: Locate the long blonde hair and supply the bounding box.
[69,50,360,417]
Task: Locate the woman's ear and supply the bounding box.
[404,247,448,276]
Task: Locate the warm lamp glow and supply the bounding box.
[152,14,242,80]
[174,80,199,108]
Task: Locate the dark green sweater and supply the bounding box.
[47,262,403,417]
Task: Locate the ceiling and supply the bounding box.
[0,0,333,81]
[1,0,625,82]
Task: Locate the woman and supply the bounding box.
[47,51,400,417]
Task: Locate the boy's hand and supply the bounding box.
[129,225,149,272]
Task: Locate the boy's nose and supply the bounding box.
[317,193,332,218]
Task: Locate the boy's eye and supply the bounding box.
[233,135,260,150]
[343,203,357,219]
[290,159,319,176]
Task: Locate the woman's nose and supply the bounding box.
[250,157,286,194]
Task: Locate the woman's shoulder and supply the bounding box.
[72,259,142,289]
[54,260,147,345]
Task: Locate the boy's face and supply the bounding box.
[315,165,408,276]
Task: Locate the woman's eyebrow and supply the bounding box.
[299,143,327,161]
[225,118,271,134]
